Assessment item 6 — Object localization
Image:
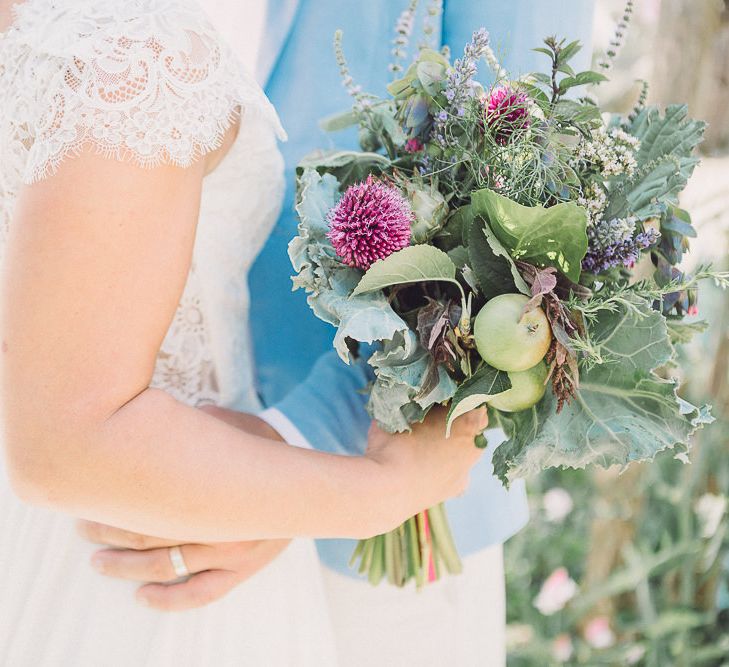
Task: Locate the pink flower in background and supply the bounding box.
[551,634,574,662]
[327,175,413,270]
[533,567,578,615]
[483,85,530,143]
[543,487,574,523]
[625,645,646,665]
[404,137,424,153]
[584,616,616,649]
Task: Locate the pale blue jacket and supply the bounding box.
[250,0,595,576]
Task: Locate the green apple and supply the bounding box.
[489,361,548,412]
[473,293,551,372]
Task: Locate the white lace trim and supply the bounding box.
[0,0,285,410]
[4,0,285,184]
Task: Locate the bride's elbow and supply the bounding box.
[5,448,51,506]
[3,421,91,509]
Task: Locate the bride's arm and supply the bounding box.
[1,148,484,543]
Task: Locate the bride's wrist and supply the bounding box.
[356,453,416,537]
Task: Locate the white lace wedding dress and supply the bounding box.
[0,1,337,664]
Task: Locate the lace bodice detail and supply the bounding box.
[0,0,286,410]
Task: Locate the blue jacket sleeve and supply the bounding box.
[271,348,373,456]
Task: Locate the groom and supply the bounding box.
[248,0,595,659]
[252,0,594,572]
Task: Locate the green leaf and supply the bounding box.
[556,62,575,77]
[662,206,696,238]
[319,110,360,132]
[521,83,551,112]
[532,47,554,58]
[552,99,602,124]
[416,60,446,96]
[290,169,344,292]
[387,49,449,99]
[450,203,475,245]
[530,72,554,86]
[631,105,706,165]
[606,159,690,222]
[372,106,407,146]
[312,291,410,363]
[558,70,608,93]
[446,364,511,436]
[297,150,390,189]
[666,319,708,345]
[604,105,706,221]
[471,188,588,282]
[446,245,469,269]
[368,331,457,432]
[558,40,582,64]
[467,216,521,299]
[352,245,460,297]
[492,296,713,483]
[481,226,531,295]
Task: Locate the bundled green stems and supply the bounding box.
[350,502,462,587]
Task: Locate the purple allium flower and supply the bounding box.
[483,86,530,143]
[582,217,659,274]
[327,175,413,270]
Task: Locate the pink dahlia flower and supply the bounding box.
[484,85,530,143]
[327,175,413,270]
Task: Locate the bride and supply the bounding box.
[0,0,487,664]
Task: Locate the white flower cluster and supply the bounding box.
[572,127,640,179]
[577,181,608,225]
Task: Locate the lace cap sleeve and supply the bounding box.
[21,2,285,183]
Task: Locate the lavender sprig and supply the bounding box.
[434,28,490,143]
[389,0,419,74]
[598,0,634,72]
[420,0,443,50]
[627,79,649,124]
[582,217,660,274]
[334,30,362,99]
[445,28,490,109]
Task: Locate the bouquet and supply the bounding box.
[289,1,727,587]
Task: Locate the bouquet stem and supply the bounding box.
[352,503,462,587]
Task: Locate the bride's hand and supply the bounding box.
[78,520,290,611]
[365,405,488,530]
[77,406,292,612]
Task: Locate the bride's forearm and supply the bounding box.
[10,388,398,541]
